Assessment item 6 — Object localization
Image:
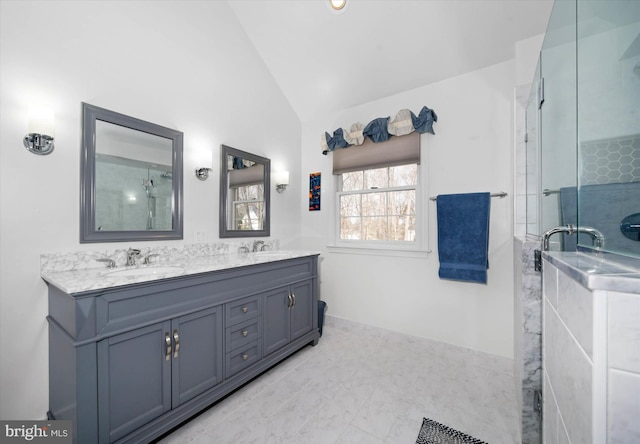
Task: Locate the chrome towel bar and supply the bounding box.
[430,191,508,201]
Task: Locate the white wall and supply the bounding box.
[300,60,516,358]
[0,1,302,419]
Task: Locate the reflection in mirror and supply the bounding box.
[95,121,174,231]
[219,144,270,238]
[81,103,183,243]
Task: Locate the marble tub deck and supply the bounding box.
[155,317,519,444]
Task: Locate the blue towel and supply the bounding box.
[436,192,491,284]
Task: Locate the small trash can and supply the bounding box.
[318,300,327,336]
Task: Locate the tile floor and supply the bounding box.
[156,316,520,444]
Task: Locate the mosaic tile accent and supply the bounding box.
[580,134,640,185]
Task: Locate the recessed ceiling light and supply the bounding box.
[329,0,347,12]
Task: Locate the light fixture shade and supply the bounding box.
[330,0,346,11]
[274,170,290,186]
[28,107,55,137]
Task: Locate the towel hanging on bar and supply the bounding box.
[436,192,491,284]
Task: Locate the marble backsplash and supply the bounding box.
[40,239,280,274]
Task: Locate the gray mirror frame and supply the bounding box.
[219,144,270,238]
[80,102,184,243]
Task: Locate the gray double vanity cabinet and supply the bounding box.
[43,252,320,443]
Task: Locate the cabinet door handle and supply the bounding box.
[165,332,171,361]
[287,293,293,309]
[242,330,248,337]
[241,306,248,314]
[242,353,249,361]
[291,292,296,307]
[173,330,180,359]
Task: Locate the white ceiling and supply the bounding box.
[227,0,554,122]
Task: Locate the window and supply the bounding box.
[231,184,264,231]
[337,164,418,244]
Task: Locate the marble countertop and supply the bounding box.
[543,251,640,294]
[41,250,320,295]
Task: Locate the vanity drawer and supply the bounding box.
[226,295,261,326]
[226,340,261,378]
[226,318,262,351]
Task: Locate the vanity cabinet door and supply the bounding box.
[97,321,172,443]
[263,280,314,357]
[263,287,292,356]
[97,307,223,443]
[171,306,223,407]
[290,280,314,341]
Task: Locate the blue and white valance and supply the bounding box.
[321,106,437,155]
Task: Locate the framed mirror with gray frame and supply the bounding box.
[80,103,184,243]
[219,144,270,238]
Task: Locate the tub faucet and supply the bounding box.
[541,224,604,251]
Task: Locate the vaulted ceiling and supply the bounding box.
[227,0,554,121]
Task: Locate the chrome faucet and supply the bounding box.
[143,254,160,265]
[542,224,604,251]
[96,258,116,268]
[126,248,141,266]
[576,226,605,249]
[252,240,265,252]
[542,225,576,251]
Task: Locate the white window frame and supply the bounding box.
[230,184,264,231]
[329,148,430,257]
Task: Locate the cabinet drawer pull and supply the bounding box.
[165,332,171,361]
[242,353,249,361]
[173,330,180,359]
[242,330,248,337]
[241,306,248,314]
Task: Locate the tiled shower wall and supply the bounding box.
[95,161,173,231]
[580,134,640,185]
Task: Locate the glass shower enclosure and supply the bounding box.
[527,0,640,259]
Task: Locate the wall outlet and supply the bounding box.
[194,231,206,243]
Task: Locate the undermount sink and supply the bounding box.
[105,266,185,278]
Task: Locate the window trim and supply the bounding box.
[330,152,430,255]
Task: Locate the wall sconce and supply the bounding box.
[274,171,289,193]
[195,167,212,181]
[24,107,55,155]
